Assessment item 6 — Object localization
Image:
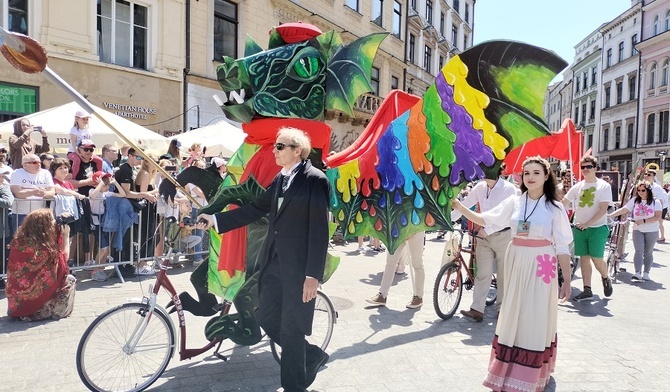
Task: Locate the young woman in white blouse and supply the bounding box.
[608,180,662,281]
[453,156,573,392]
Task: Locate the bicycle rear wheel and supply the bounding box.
[433,262,463,320]
[76,302,175,392]
[270,290,336,363]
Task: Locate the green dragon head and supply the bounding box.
[215,23,387,124]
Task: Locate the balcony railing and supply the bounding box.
[354,93,383,115]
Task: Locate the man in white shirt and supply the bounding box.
[9,153,55,228]
[452,165,519,321]
[562,155,613,301]
[644,169,668,242]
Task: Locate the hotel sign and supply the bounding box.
[103,102,157,120]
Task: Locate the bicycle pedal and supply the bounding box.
[214,352,228,362]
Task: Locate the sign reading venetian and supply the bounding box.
[103,102,157,120]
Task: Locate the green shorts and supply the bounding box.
[572,225,609,258]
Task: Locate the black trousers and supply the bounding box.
[258,248,322,392]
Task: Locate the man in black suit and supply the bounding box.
[197,127,330,391]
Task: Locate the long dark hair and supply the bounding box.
[10,209,60,261]
[634,180,654,205]
[519,156,560,207]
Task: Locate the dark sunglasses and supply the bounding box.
[24,161,40,165]
[580,165,595,170]
[637,188,648,192]
[274,142,297,151]
[644,172,654,176]
[81,147,95,152]
[131,154,144,161]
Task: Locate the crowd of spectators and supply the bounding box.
[1,111,223,290]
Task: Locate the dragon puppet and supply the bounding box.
[161,22,566,345]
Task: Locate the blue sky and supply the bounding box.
[473,0,634,65]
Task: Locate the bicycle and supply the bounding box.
[432,229,497,320]
[604,217,629,282]
[75,216,337,392]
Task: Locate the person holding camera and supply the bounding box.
[8,118,50,170]
[5,209,76,321]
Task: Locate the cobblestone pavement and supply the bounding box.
[1,232,669,392]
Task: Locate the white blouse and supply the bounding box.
[481,193,573,255]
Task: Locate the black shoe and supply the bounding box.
[573,290,593,301]
[0,279,5,291]
[602,277,613,297]
[306,350,329,387]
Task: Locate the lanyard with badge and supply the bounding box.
[517,194,540,237]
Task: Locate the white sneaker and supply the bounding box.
[91,270,108,282]
[643,272,651,281]
[358,246,366,253]
[136,265,156,276]
[631,272,643,281]
[395,263,405,274]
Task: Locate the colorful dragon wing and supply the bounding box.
[326,41,567,254]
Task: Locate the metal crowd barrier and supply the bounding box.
[0,197,208,282]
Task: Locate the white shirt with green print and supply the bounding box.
[564,178,612,228]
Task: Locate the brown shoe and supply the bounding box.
[460,308,484,322]
[366,293,387,306]
[406,295,423,309]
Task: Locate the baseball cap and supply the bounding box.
[92,171,112,183]
[75,110,92,118]
[78,139,96,148]
[212,157,227,168]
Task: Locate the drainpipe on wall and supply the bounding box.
[183,0,191,132]
[402,0,410,91]
[634,5,643,167]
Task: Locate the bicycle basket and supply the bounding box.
[440,231,462,266]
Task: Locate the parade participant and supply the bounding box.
[643,169,668,242]
[9,154,55,228]
[197,127,330,391]
[562,155,613,301]
[451,164,519,321]
[608,181,662,281]
[6,209,76,321]
[8,117,50,169]
[366,231,426,309]
[211,157,228,179]
[453,156,572,392]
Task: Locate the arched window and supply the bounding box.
[654,15,660,35]
[650,63,657,89]
[662,59,669,86]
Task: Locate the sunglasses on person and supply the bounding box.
[637,188,648,193]
[644,172,654,176]
[43,157,54,161]
[274,142,297,151]
[580,164,595,170]
[80,147,95,152]
[131,154,144,161]
[24,161,40,165]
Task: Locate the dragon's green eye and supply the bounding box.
[287,47,324,82]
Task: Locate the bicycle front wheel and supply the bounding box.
[270,290,336,363]
[607,251,618,281]
[433,262,463,320]
[76,302,175,392]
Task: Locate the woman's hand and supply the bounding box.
[559,279,571,303]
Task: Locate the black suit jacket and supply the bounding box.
[215,160,330,334]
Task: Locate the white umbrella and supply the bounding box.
[0,101,169,156]
[169,121,246,158]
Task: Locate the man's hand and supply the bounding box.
[302,277,318,303]
[196,214,214,230]
[559,278,571,303]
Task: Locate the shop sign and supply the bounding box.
[0,83,37,114]
[102,102,158,120]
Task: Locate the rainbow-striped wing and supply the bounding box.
[328,41,566,253]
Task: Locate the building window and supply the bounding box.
[604,86,611,108]
[631,34,638,55]
[424,46,432,73]
[214,0,237,61]
[666,10,670,31]
[606,49,612,67]
[616,82,623,104]
[653,15,660,35]
[372,0,383,26]
[627,123,634,148]
[618,41,624,62]
[650,63,657,89]
[587,134,593,150]
[465,3,469,23]
[581,103,586,123]
[590,100,596,120]
[97,0,149,70]
[451,24,458,46]
[662,59,669,86]
[426,0,433,25]
[440,12,445,36]
[574,107,579,124]
[409,34,416,64]
[439,55,444,69]
[661,111,670,143]
[629,75,636,100]
[393,1,402,38]
[592,66,597,86]
[603,128,609,151]
[6,0,28,35]
[615,126,621,149]
[453,0,459,14]
[370,67,380,95]
[391,75,399,90]
[410,0,416,11]
[575,76,580,93]
[346,0,359,12]
[583,71,588,90]
[463,34,468,49]
[647,113,655,144]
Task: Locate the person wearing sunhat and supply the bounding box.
[211,156,228,179]
[69,110,93,153]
